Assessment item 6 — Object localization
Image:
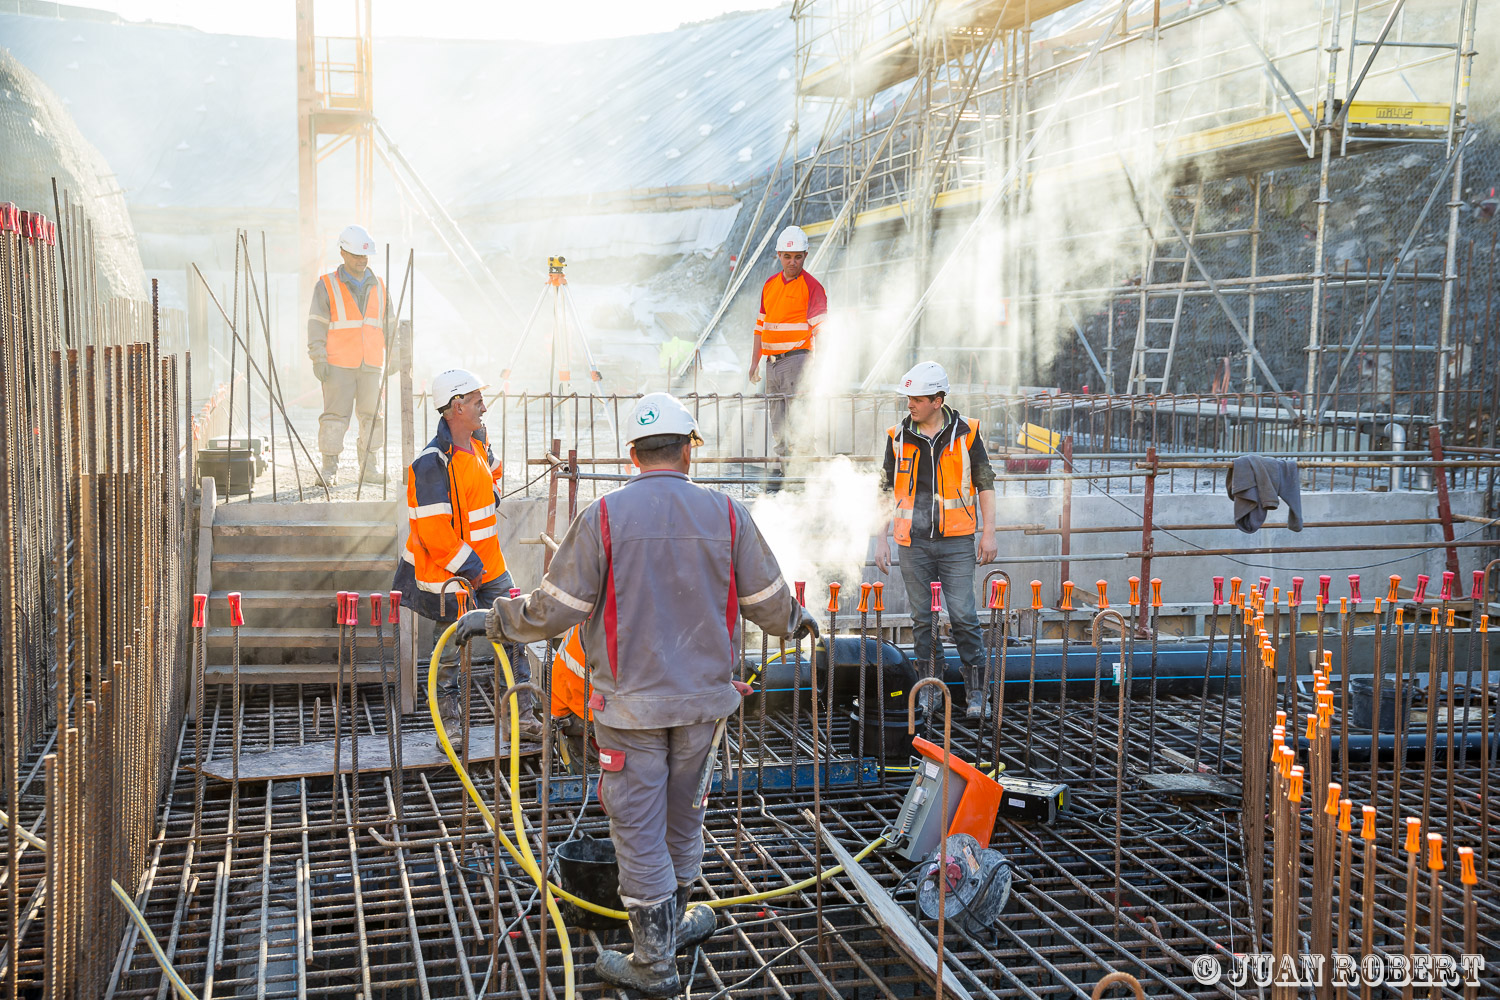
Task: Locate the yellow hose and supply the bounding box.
[428,625,892,997]
[111,879,199,1000]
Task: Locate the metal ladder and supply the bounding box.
[1127,182,1205,394]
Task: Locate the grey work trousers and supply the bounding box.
[764,350,808,460]
[593,718,720,903]
[318,364,385,462]
[897,532,986,688]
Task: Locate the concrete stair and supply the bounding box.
[194,479,409,706]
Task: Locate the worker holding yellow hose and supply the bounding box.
[452,392,817,996]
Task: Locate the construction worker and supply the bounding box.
[542,624,592,774]
[873,361,998,718]
[747,225,826,473]
[308,224,387,486]
[395,368,542,750]
[452,392,816,996]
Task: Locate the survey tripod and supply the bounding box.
[500,256,609,404]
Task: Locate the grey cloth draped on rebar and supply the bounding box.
[1227,455,1303,533]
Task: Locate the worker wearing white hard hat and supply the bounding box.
[748,225,826,480]
[450,389,817,993]
[875,361,998,719]
[308,223,389,486]
[396,368,543,750]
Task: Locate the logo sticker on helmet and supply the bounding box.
[638,406,659,425]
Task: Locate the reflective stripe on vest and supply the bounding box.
[888,416,980,546]
[321,271,386,369]
[757,274,817,355]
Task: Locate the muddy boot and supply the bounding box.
[595,897,679,996]
[675,883,716,952]
[435,688,466,754]
[359,457,385,485]
[317,454,339,488]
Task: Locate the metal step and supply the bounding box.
[206,627,396,650]
[203,663,394,685]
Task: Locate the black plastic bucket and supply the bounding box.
[554,836,628,931]
[1348,677,1407,732]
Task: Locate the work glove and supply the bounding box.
[313,361,331,382]
[452,609,490,650]
[790,605,820,643]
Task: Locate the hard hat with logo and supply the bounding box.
[431,368,488,410]
[896,361,950,396]
[776,225,809,254]
[338,224,376,256]
[626,392,704,446]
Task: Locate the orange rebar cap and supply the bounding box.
[1151,578,1162,607]
[1427,833,1443,871]
[1305,714,1318,741]
[872,581,884,612]
[1129,577,1141,606]
[827,581,841,613]
[1288,766,1303,802]
[1324,782,1341,816]
[1061,580,1075,611]
[1360,805,1376,840]
[1338,798,1351,833]
[858,582,871,614]
[1459,846,1476,885]
[1404,817,1421,854]
[1096,580,1108,609]
[1030,580,1043,610]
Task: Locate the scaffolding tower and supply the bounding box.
[788,0,1481,424]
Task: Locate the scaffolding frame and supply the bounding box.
[788,0,1480,420]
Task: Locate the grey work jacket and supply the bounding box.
[488,470,802,729]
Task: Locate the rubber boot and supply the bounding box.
[435,688,466,754]
[964,666,987,719]
[318,454,339,488]
[595,897,679,996]
[675,883,716,951]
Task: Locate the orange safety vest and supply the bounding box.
[397,421,506,619]
[320,270,386,369]
[888,416,980,546]
[756,271,827,355]
[549,626,591,721]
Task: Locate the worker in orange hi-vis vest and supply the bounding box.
[307,224,388,488]
[747,225,826,475]
[545,624,593,774]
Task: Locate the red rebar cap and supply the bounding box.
[192,593,207,628]
[987,579,1004,610]
[336,591,350,625]
[388,590,401,623]
[1413,574,1429,604]
[44,219,56,246]
[1440,571,1454,602]
[1472,569,1486,603]
[0,203,17,233]
[795,581,806,604]
[16,210,30,240]
[1318,575,1331,603]
[227,591,244,627]
[369,591,384,625]
[1289,576,1303,604]
[1347,574,1360,604]
[1211,576,1223,606]
[930,581,943,613]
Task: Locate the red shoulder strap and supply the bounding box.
[725,498,738,639]
[599,498,619,681]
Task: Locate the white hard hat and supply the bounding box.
[626,392,704,446]
[896,361,950,396]
[338,224,375,256]
[431,368,487,410]
[776,225,809,254]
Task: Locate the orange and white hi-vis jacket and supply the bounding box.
[755,270,827,355]
[394,417,506,620]
[318,269,386,369]
[549,625,591,721]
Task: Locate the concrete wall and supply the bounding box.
[492,490,1486,626]
[863,489,1486,619]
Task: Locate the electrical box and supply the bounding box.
[197,436,266,495]
[890,737,1004,862]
